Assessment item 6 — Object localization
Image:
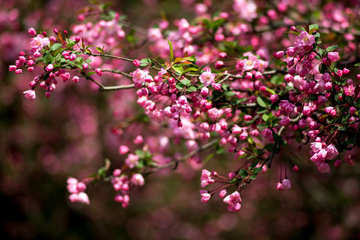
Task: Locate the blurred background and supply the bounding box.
[1,0,360,239]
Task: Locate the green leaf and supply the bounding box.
[135,149,145,158]
[96,46,104,54]
[176,82,184,90]
[262,112,273,122]
[266,88,276,95]
[97,158,111,177]
[257,96,269,108]
[167,39,174,62]
[309,24,319,34]
[249,174,257,180]
[326,45,338,52]
[140,58,152,67]
[87,71,96,76]
[50,43,62,51]
[187,86,197,92]
[286,31,300,36]
[253,167,263,174]
[216,147,224,155]
[354,62,360,67]
[181,78,191,86]
[257,123,268,129]
[238,169,248,178]
[172,65,183,74]
[236,153,248,161]
[182,67,199,75]
[225,91,236,97]
[270,75,284,85]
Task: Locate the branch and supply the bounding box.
[144,138,220,175]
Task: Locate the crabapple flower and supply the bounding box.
[327,52,340,62]
[325,144,338,160]
[200,169,215,188]
[69,192,90,205]
[296,31,315,47]
[199,67,215,87]
[199,190,211,203]
[30,34,50,51]
[125,153,139,168]
[223,191,242,212]
[131,174,145,186]
[317,162,331,174]
[276,182,283,191]
[282,179,291,189]
[23,89,36,101]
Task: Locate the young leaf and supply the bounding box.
[325,45,338,52]
[50,43,62,51]
[167,39,174,62]
[257,96,269,108]
[238,169,248,178]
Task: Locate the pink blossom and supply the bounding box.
[296,31,315,47]
[310,141,322,153]
[23,90,36,101]
[317,162,331,174]
[113,169,121,176]
[199,190,211,203]
[133,59,141,66]
[200,169,215,188]
[134,135,143,144]
[282,179,291,189]
[343,85,355,96]
[69,192,90,205]
[131,174,145,186]
[199,67,215,87]
[232,125,242,134]
[276,182,283,191]
[325,144,338,160]
[327,52,340,62]
[223,191,242,212]
[219,190,227,198]
[244,115,252,121]
[125,153,139,168]
[30,34,50,50]
[28,28,36,36]
[334,159,342,168]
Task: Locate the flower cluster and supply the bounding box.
[67,177,90,204]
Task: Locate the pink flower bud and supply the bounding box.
[219,190,227,198]
[69,54,77,61]
[113,169,121,176]
[134,135,143,144]
[334,159,341,168]
[276,182,283,191]
[95,68,103,76]
[73,76,80,83]
[244,115,252,121]
[292,166,298,172]
[133,59,141,66]
[273,51,285,59]
[45,64,54,72]
[83,63,89,70]
[327,52,340,62]
[9,65,16,71]
[219,52,227,58]
[28,28,36,36]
